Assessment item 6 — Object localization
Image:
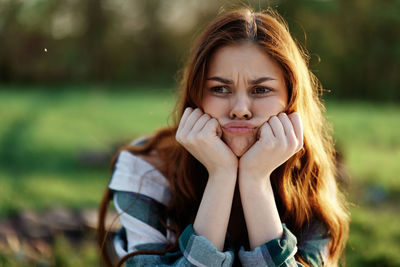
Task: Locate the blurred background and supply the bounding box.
[0,0,399,266]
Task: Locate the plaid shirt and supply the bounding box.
[109,149,330,266]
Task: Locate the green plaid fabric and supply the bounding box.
[115,191,167,236]
[113,190,330,266]
[238,225,300,266]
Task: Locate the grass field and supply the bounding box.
[0,87,399,266]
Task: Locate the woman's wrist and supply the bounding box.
[238,165,271,184]
[193,170,237,251]
[238,171,272,192]
[238,172,283,250]
[239,172,272,190]
[207,165,238,179]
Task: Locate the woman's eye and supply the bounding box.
[210,86,230,94]
[252,86,271,95]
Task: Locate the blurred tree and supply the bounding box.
[0,0,399,100]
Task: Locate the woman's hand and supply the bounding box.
[176,107,238,175]
[239,112,303,180]
[177,108,237,250]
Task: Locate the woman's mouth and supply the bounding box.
[222,122,256,135]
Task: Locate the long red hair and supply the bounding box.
[98,7,349,267]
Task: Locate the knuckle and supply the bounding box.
[194,108,202,115]
[207,118,217,126]
[273,137,280,145]
[287,135,296,146]
[190,134,202,144]
[269,116,279,124]
[281,141,288,150]
[186,135,194,144]
[288,140,297,151]
[197,132,206,140]
[263,141,274,150]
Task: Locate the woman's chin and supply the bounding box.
[223,133,256,157]
[231,144,250,157]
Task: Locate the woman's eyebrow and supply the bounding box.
[206,76,276,84]
[206,76,233,84]
[248,77,276,84]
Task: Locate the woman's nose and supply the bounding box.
[229,94,252,119]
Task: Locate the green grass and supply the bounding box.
[0,87,399,266]
[0,234,100,267]
[0,88,176,216]
[326,102,400,191]
[325,101,400,266]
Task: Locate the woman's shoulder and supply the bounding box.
[108,138,171,206]
[296,218,330,265]
[296,217,330,246]
[137,150,164,172]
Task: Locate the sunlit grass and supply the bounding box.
[326,101,400,192]
[347,207,400,267]
[0,87,176,216]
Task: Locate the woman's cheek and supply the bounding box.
[202,95,227,118]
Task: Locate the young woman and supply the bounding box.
[98,7,349,267]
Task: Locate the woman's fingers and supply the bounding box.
[259,121,274,141]
[176,107,192,138]
[179,107,192,127]
[240,112,303,177]
[278,112,298,149]
[277,113,294,136]
[180,108,203,136]
[288,112,303,151]
[191,113,211,133]
[263,112,303,153]
[268,116,285,140]
[201,118,220,136]
[176,107,220,143]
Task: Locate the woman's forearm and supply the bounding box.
[239,174,283,250]
[193,170,237,251]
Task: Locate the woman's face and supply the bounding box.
[202,42,288,156]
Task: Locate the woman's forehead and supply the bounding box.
[206,43,285,82]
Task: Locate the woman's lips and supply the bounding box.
[222,122,257,135]
[223,127,255,134]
